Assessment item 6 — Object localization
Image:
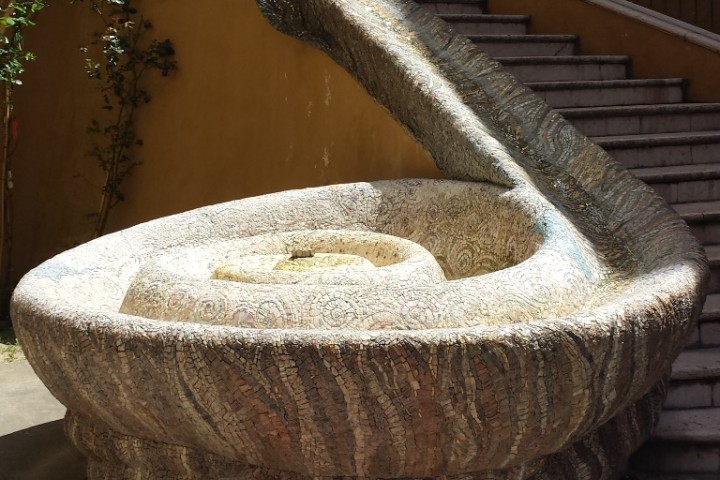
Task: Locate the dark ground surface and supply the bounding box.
[0,420,86,480]
[0,359,86,480]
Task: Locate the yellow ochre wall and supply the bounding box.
[11,0,439,282]
[11,0,720,285]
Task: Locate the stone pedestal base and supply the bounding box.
[65,377,664,480]
[66,409,540,479]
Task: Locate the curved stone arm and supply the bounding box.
[256,0,700,277]
[258,0,710,473]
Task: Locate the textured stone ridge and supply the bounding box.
[116,180,605,330]
[9,0,708,479]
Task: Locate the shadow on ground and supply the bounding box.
[0,420,86,480]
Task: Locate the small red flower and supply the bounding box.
[10,119,19,142]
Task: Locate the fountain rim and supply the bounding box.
[12,177,706,343]
[13,257,700,344]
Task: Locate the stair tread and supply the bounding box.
[437,13,529,21]
[703,292,720,311]
[527,77,685,90]
[593,130,720,147]
[468,34,577,42]
[671,347,720,381]
[700,293,720,322]
[651,407,720,443]
[631,472,720,480]
[416,0,486,3]
[558,102,720,118]
[496,55,629,64]
[705,244,720,264]
[629,163,720,182]
[673,200,720,223]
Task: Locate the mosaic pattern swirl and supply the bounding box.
[11,0,707,479]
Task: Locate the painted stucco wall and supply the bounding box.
[11,0,720,287]
[10,0,439,282]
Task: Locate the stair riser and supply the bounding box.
[665,380,720,409]
[473,41,575,57]
[631,474,720,480]
[419,2,486,13]
[708,267,720,294]
[565,112,720,137]
[688,221,720,245]
[700,320,720,347]
[502,62,627,82]
[686,316,720,348]
[643,178,720,206]
[532,85,684,108]
[687,320,720,347]
[443,20,528,35]
[603,142,720,169]
[631,443,720,474]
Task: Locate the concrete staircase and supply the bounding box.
[416,0,720,476]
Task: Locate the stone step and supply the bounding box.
[528,78,685,108]
[595,131,720,169]
[558,103,720,137]
[680,291,720,351]
[666,378,720,410]
[630,474,720,480]
[673,201,720,245]
[683,291,720,347]
[469,34,577,57]
[630,163,720,205]
[665,347,720,409]
[672,347,720,382]
[699,293,720,347]
[497,55,629,82]
[707,245,720,297]
[653,408,720,443]
[631,437,720,474]
[631,409,720,475]
[437,13,530,35]
[416,0,487,14]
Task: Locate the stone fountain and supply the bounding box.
[11,0,707,479]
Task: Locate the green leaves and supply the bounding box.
[0,1,47,88]
[80,0,176,237]
[0,1,47,311]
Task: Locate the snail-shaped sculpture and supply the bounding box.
[11,0,706,479]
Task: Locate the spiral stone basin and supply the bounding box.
[11,0,709,479]
[11,178,704,479]
[117,181,597,332]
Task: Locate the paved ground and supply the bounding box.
[0,360,86,480]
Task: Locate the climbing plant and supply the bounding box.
[78,0,176,238]
[0,0,46,316]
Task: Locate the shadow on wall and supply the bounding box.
[490,0,720,101]
[10,0,439,284]
[627,0,720,34]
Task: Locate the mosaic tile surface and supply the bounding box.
[10,0,708,478]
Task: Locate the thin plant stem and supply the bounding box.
[0,0,46,315]
[82,0,176,238]
[1,84,13,309]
